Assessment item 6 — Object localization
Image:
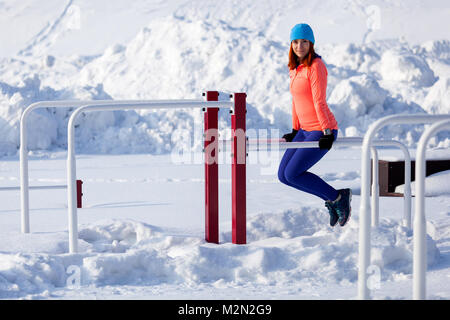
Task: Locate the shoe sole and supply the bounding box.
[326,202,339,227]
[339,189,352,227]
[330,211,339,227]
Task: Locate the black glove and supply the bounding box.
[319,133,335,150]
[282,129,298,142]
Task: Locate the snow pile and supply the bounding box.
[0,74,114,156]
[423,77,450,115]
[0,11,449,156]
[326,73,390,137]
[0,209,440,299]
[395,170,450,197]
[378,48,436,87]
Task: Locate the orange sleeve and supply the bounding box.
[309,60,333,130]
[292,100,300,130]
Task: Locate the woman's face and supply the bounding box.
[291,39,310,60]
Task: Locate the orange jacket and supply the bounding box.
[289,58,338,131]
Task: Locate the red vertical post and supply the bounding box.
[76,179,83,209]
[231,93,246,244]
[204,91,219,243]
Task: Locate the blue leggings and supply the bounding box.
[278,129,339,201]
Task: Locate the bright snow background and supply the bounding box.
[0,0,449,300]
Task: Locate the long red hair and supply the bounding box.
[288,41,317,70]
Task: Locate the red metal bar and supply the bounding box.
[204,91,219,243]
[231,93,246,244]
[76,179,83,208]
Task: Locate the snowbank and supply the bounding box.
[395,170,450,197]
[0,209,440,299]
[0,74,114,156]
[423,77,450,115]
[378,48,436,88]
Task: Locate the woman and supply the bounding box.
[278,23,352,227]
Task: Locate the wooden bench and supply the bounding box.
[374,159,450,196]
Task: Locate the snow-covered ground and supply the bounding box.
[0,148,449,300]
[0,0,449,300]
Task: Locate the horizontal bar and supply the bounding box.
[66,98,235,253]
[246,137,364,144]
[0,185,67,191]
[22,99,215,109]
[219,137,401,150]
[76,100,232,112]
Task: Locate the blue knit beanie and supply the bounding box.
[290,23,315,44]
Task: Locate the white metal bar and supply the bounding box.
[392,142,412,229]
[413,119,450,300]
[20,100,123,233]
[0,185,67,191]
[66,100,232,253]
[370,147,379,227]
[242,137,411,228]
[29,185,67,190]
[246,134,416,297]
[371,140,412,229]
[20,99,230,235]
[20,100,151,232]
[246,137,365,149]
[358,114,450,300]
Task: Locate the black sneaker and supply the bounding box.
[335,188,352,227]
[325,200,339,227]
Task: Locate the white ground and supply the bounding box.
[1,147,449,299]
